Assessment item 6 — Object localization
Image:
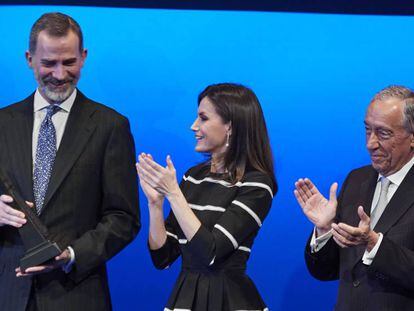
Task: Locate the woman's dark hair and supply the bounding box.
[198,83,277,191]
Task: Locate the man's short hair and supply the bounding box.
[373,85,414,134]
[29,12,83,54]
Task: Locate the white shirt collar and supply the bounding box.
[34,88,77,113]
[378,156,414,186]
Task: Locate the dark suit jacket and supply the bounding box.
[305,165,414,311]
[0,91,140,311]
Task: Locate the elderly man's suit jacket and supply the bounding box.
[305,165,414,311]
[0,91,140,311]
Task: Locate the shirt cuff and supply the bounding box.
[310,227,333,253]
[62,246,75,273]
[362,232,383,265]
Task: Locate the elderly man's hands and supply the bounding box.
[294,178,338,236]
[331,206,379,251]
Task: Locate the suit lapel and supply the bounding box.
[2,94,34,200]
[42,91,97,209]
[374,164,414,233]
[360,168,378,217]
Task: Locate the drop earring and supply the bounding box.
[225,132,230,147]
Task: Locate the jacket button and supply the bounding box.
[353,280,360,287]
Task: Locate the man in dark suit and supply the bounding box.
[295,85,414,310]
[0,12,140,310]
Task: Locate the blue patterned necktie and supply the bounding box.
[33,104,60,214]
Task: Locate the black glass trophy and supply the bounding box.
[0,167,61,270]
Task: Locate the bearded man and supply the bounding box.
[0,12,140,310]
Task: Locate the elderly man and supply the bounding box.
[295,85,414,311]
[0,12,140,310]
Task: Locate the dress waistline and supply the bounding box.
[181,266,246,274]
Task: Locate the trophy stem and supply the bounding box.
[0,168,62,270]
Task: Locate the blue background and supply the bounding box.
[1,5,414,310]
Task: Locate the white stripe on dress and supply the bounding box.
[183,175,232,186]
[165,231,188,244]
[232,200,262,227]
[238,246,251,253]
[240,182,273,198]
[189,203,225,212]
[166,231,178,240]
[167,231,187,244]
[214,224,238,249]
[183,175,273,198]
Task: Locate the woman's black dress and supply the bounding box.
[150,164,275,311]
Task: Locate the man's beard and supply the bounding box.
[38,75,77,103]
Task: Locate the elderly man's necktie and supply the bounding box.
[370,177,391,228]
[33,104,60,215]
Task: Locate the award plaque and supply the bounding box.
[0,168,61,270]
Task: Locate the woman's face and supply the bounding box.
[191,97,231,156]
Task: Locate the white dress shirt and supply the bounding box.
[310,156,414,265]
[32,88,77,271]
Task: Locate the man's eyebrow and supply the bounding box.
[39,58,78,64]
[63,58,77,63]
[40,59,55,63]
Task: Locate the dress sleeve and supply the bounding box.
[149,210,182,270]
[186,172,274,267]
[148,168,199,270]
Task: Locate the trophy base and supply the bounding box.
[20,241,62,271]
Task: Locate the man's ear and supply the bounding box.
[25,51,33,68]
[80,48,88,68]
